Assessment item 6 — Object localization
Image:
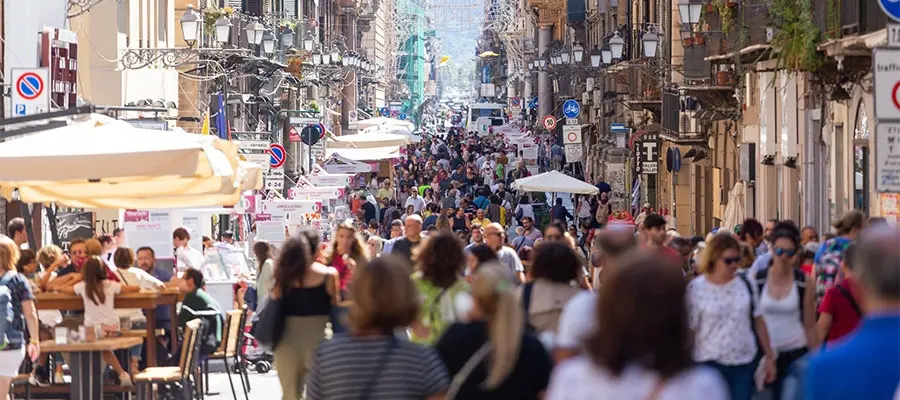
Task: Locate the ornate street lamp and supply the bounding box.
[303,35,314,51]
[538,58,546,69]
[590,46,602,67]
[280,26,294,48]
[642,30,659,58]
[214,16,231,44]
[322,51,332,64]
[312,53,322,65]
[678,0,702,25]
[601,42,612,65]
[560,49,570,64]
[261,30,276,55]
[341,52,351,66]
[330,49,340,64]
[610,31,625,59]
[573,43,584,63]
[245,20,265,45]
[180,5,200,46]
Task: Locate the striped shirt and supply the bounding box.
[306,335,449,400]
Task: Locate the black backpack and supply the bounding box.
[755,265,807,323]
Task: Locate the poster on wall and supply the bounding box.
[56,212,94,251]
[123,210,173,259]
[881,193,900,225]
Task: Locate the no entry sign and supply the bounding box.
[10,68,50,116]
[268,143,286,169]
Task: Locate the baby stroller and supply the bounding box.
[232,325,273,374]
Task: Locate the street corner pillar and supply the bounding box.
[537,24,553,122]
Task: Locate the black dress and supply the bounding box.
[435,321,553,400]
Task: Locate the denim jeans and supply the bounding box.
[329,306,349,335]
[702,361,758,400]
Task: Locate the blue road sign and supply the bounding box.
[16,72,43,100]
[610,123,628,133]
[380,107,390,117]
[14,104,26,116]
[563,99,580,119]
[673,147,682,172]
[269,144,286,168]
[399,113,407,120]
[879,0,900,22]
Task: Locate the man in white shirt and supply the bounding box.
[484,223,525,282]
[405,187,426,213]
[173,227,204,273]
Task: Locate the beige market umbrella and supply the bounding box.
[0,114,250,206]
[722,181,746,230]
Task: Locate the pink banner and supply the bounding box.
[123,210,149,223]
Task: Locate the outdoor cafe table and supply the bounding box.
[41,337,143,400]
[35,290,183,367]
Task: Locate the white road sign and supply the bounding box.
[563,125,582,144]
[243,154,271,172]
[238,140,271,151]
[874,48,900,120]
[264,178,284,190]
[564,144,583,163]
[876,122,900,192]
[10,68,50,117]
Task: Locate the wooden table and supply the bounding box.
[42,337,143,400]
[35,291,179,367]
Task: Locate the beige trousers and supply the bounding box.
[274,315,329,400]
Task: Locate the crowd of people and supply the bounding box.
[0,125,896,400]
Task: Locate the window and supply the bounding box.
[158,0,167,44]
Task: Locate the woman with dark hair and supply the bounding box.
[466,244,498,277]
[253,241,275,308]
[272,230,340,400]
[520,242,583,345]
[323,220,368,334]
[547,253,728,399]
[411,232,472,344]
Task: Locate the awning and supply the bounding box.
[327,132,410,148]
[325,146,401,161]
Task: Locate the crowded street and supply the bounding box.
[0,0,899,398]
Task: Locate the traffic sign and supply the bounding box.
[890,24,900,47]
[288,127,301,142]
[876,122,900,192]
[10,68,49,117]
[874,48,900,120]
[510,97,521,107]
[541,115,557,130]
[268,144,286,169]
[563,124,582,144]
[399,113,407,120]
[564,144,583,162]
[562,99,581,119]
[673,147,682,172]
[238,140,270,151]
[380,107,390,116]
[301,126,320,146]
[879,0,900,22]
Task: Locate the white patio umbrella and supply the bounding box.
[511,170,600,195]
[722,181,746,230]
[0,114,251,206]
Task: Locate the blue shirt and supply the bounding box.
[150,266,174,330]
[805,314,900,400]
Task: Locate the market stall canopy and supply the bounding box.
[355,117,415,131]
[327,132,410,149]
[322,153,375,174]
[511,170,600,195]
[0,114,256,207]
[325,146,401,162]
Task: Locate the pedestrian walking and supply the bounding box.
[410,233,473,344]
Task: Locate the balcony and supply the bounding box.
[814,0,887,58]
[660,88,709,144]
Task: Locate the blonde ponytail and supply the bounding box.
[471,263,524,389]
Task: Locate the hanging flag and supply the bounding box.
[213,93,228,140]
[200,112,210,135]
[439,55,451,66]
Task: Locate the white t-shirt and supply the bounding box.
[555,291,598,350]
[114,267,164,322]
[73,280,122,326]
[175,246,205,272]
[546,358,728,400]
[686,275,761,365]
[405,196,426,213]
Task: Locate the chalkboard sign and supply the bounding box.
[56,212,94,251]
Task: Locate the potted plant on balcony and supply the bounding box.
[716,68,737,86]
[644,88,660,99]
[694,32,706,46]
[682,36,694,47]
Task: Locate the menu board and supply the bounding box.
[123,210,173,260]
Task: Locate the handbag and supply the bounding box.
[445,343,492,400]
[250,294,284,351]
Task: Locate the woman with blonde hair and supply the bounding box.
[324,220,368,334]
[435,263,553,399]
[306,256,449,399]
[687,233,776,400]
[0,235,41,400]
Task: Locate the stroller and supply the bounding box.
[232,325,273,374]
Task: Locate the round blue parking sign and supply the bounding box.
[563,99,580,119]
[880,0,900,22]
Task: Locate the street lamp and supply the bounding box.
[303,35,314,51]
[538,58,546,69]
[280,26,294,48]
[560,49,570,64]
[330,49,340,64]
[678,0,702,25]
[261,30,276,55]
[245,20,265,45]
[609,32,625,59]
[312,53,322,65]
[322,51,331,64]
[642,30,659,58]
[180,5,200,46]
[573,43,584,63]
[214,16,231,44]
[590,46,602,67]
[601,42,613,65]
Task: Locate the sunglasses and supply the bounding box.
[774,247,797,257]
[722,256,741,265]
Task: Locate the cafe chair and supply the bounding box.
[10,373,31,400]
[201,308,249,400]
[134,319,205,400]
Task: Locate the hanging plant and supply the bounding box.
[770,0,824,73]
[711,0,737,36]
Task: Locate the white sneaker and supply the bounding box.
[119,372,133,387]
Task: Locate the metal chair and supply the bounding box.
[202,309,248,400]
[134,319,205,400]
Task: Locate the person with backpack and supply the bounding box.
[813,211,865,305]
[411,233,473,345]
[518,242,583,350]
[0,235,40,400]
[754,224,819,399]
[816,243,863,347]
